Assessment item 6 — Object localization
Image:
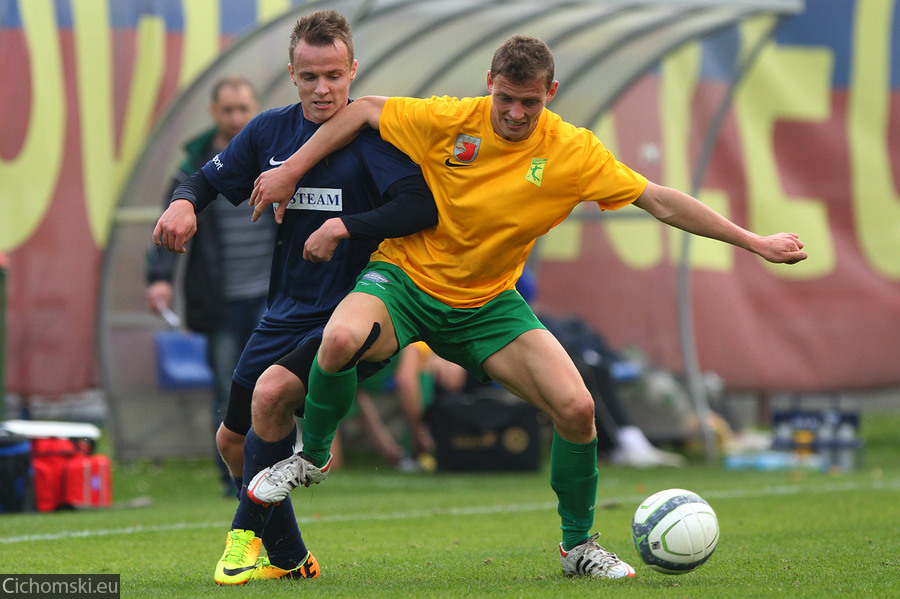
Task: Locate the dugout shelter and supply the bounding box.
[99,0,804,461]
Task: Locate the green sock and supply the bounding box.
[301,358,358,467]
[549,430,599,551]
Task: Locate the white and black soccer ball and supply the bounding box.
[632,488,719,574]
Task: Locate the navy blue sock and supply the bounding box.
[263,498,309,570]
[232,477,242,500]
[232,427,291,534]
[232,427,307,568]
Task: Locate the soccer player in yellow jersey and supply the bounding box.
[246,35,808,580]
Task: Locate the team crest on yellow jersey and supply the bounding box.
[526,158,547,187]
[452,134,481,163]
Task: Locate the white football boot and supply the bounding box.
[559,533,636,579]
[246,452,333,506]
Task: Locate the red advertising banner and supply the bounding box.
[0,0,897,397]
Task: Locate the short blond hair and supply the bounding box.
[289,10,354,68]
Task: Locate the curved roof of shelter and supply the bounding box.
[119,0,804,215]
[101,0,803,459]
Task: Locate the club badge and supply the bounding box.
[452,134,481,163]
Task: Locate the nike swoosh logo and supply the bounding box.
[444,158,472,168]
[221,565,256,576]
[269,157,286,166]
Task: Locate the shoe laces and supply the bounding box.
[580,533,622,567]
[264,454,307,486]
[224,531,254,563]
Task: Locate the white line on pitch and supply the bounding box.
[2,477,897,545]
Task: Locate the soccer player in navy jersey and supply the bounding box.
[152,10,437,584]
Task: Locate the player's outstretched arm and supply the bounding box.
[152,199,197,253]
[250,96,388,224]
[633,181,808,265]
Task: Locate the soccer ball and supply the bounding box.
[631,488,719,574]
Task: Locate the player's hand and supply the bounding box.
[152,199,197,253]
[754,232,808,264]
[303,217,349,262]
[250,166,295,224]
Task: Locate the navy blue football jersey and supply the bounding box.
[202,102,422,327]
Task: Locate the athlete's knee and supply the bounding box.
[252,367,303,415]
[553,389,596,440]
[216,423,244,474]
[321,321,381,371]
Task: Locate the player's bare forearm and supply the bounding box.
[249,166,297,224]
[633,181,808,265]
[250,97,387,224]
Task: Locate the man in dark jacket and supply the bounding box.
[145,75,275,494]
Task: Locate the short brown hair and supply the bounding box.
[289,10,354,67]
[210,74,257,104]
[490,35,555,91]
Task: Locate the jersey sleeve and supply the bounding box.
[578,132,648,210]
[200,115,262,206]
[355,128,424,193]
[341,175,437,239]
[378,96,437,164]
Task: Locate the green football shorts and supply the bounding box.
[354,261,546,381]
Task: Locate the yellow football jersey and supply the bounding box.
[375,95,647,308]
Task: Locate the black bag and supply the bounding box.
[0,432,33,513]
[431,387,542,472]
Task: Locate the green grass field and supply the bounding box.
[2,408,899,599]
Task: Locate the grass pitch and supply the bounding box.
[1,409,898,598]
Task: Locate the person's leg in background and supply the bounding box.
[582,359,684,468]
[208,296,268,495]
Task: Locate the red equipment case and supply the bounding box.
[30,437,112,511]
[62,453,112,508]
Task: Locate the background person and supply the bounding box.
[332,342,436,472]
[145,74,274,496]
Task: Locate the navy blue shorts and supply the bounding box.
[232,320,324,390]
[226,318,390,434]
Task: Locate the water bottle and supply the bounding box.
[816,417,835,468]
[834,420,857,470]
[773,420,793,452]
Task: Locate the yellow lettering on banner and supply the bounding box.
[0,0,65,252]
[849,0,900,279]
[257,0,293,21]
[735,17,834,278]
[74,2,166,246]
[114,15,166,236]
[180,0,221,87]
[595,113,664,270]
[535,207,582,261]
[73,1,115,246]
[661,42,733,271]
[540,44,735,273]
[536,112,666,267]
